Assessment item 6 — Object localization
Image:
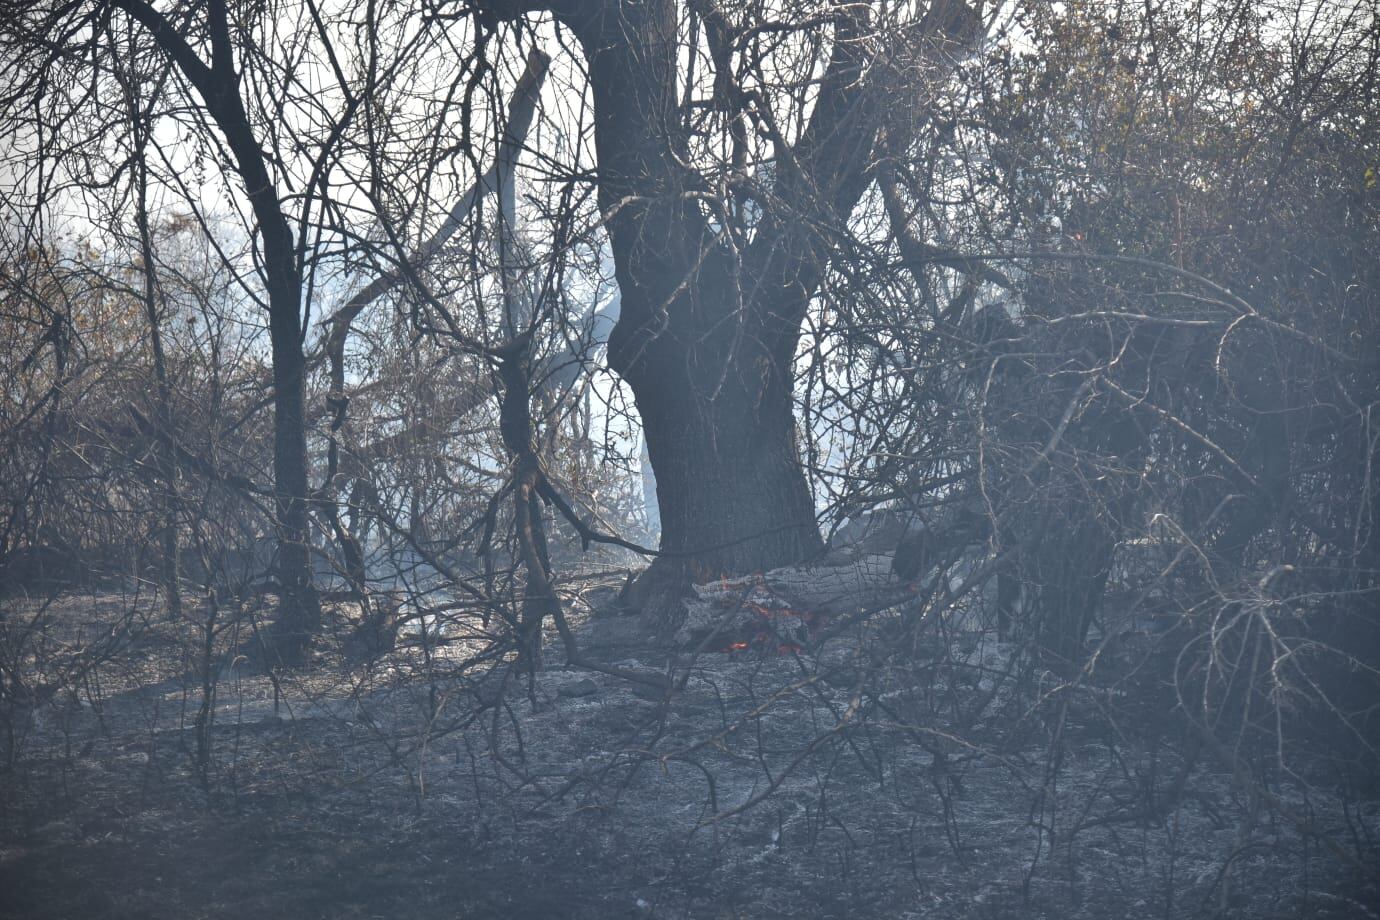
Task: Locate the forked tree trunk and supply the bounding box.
[474,0,977,614]
[602,222,827,615]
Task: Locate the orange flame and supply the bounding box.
[708,582,831,655]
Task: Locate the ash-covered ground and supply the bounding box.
[2,586,1377,919]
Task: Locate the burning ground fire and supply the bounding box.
[706,576,827,655]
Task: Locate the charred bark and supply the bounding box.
[465,0,977,616]
[265,313,319,666]
[634,366,822,580]
[112,0,320,664]
[571,1,907,607]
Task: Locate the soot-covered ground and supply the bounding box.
[1,588,1377,919]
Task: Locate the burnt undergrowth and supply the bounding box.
[2,569,1376,920]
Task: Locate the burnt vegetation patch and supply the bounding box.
[2,0,1379,917]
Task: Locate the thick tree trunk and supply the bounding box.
[632,355,822,583]
[535,0,972,613]
[567,2,828,609]
[604,232,825,612]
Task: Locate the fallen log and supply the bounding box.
[676,554,903,648]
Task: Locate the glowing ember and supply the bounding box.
[707,579,828,654]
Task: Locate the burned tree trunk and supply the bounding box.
[465,0,979,616]
[497,345,554,671]
[616,294,823,613]
[569,0,818,592]
[566,1,953,609]
[264,309,319,665]
[637,374,821,579]
[111,0,320,664]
